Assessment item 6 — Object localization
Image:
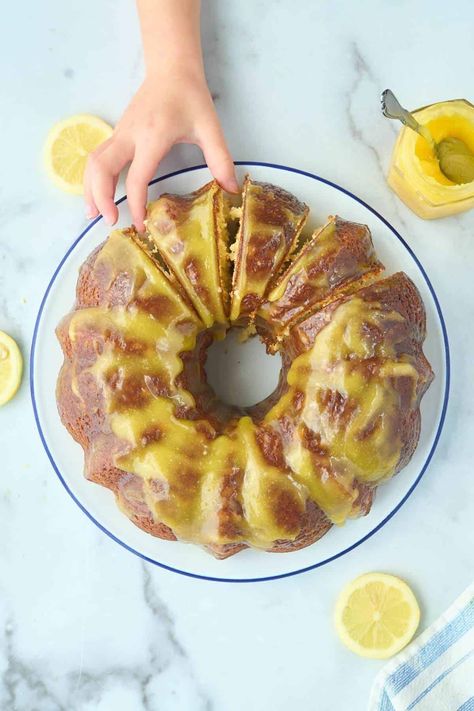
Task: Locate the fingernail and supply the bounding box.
[85,206,96,219]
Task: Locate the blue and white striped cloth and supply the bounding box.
[370,582,474,711]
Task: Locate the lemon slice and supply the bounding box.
[334,573,420,659]
[44,114,113,194]
[0,331,23,406]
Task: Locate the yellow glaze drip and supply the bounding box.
[146,181,229,328]
[259,220,336,335]
[263,297,420,523]
[95,230,175,300]
[267,221,335,304]
[259,217,381,338]
[230,177,308,321]
[91,229,204,329]
[115,399,211,539]
[69,307,197,408]
[113,403,307,548]
[67,227,204,403]
[67,309,308,548]
[238,417,306,545]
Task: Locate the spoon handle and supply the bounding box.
[381,89,422,133]
[381,89,435,149]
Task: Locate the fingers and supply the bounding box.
[199,120,239,194]
[85,139,131,225]
[83,139,110,219]
[91,168,119,226]
[83,165,99,219]
[126,143,166,231]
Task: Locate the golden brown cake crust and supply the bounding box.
[56,182,434,560]
[145,180,229,328]
[257,216,384,346]
[285,271,434,482]
[287,271,428,356]
[230,176,309,322]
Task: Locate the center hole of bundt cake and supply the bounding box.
[205,329,282,409]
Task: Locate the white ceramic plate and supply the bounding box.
[31,163,449,583]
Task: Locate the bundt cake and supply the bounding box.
[56,177,434,559]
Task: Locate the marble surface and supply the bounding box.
[1,1,473,709]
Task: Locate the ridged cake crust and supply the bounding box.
[145,180,229,329]
[258,216,384,348]
[230,177,309,322]
[56,179,434,559]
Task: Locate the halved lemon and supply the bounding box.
[43,114,113,194]
[334,573,420,659]
[0,331,23,406]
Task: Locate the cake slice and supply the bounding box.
[287,271,432,360]
[230,177,309,323]
[257,216,384,347]
[74,228,201,322]
[145,180,230,329]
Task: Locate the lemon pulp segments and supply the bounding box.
[334,573,420,659]
[0,331,23,406]
[43,114,113,194]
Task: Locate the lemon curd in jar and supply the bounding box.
[388,99,474,219]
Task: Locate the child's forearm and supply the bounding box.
[137,0,204,79]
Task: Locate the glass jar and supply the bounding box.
[387,99,474,219]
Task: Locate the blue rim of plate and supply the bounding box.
[30,161,450,584]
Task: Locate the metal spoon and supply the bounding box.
[381,89,474,184]
[381,89,436,149]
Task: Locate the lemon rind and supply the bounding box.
[43,114,113,194]
[334,572,420,660]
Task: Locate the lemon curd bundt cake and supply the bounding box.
[56,177,434,559]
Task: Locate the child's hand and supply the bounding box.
[84,69,237,231]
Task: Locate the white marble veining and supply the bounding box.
[1,1,473,709]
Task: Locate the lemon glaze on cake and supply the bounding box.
[257,216,384,347]
[56,178,434,559]
[230,176,309,323]
[145,180,230,329]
